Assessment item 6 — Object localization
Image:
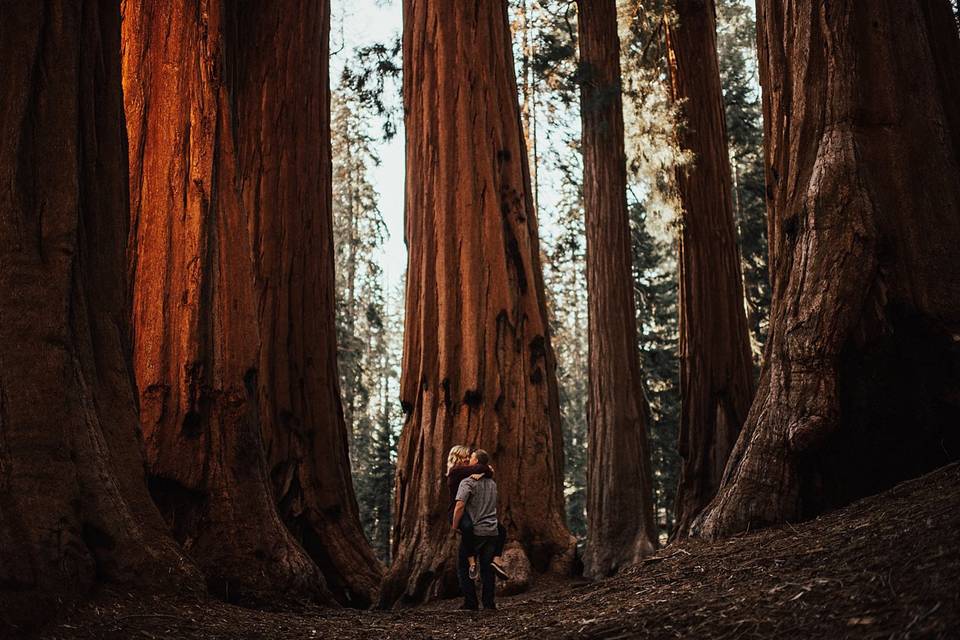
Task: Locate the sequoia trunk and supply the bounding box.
[242,2,384,608]
[122,0,378,603]
[0,1,200,628]
[577,0,658,578]
[692,0,960,538]
[379,0,575,607]
[665,0,756,536]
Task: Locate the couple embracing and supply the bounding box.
[446,445,510,611]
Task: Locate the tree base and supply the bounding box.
[694,308,960,539]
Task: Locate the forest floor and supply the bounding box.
[35,463,960,640]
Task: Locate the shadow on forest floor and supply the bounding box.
[35,463,960,639]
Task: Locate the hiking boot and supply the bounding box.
[468,563,479,580]
[482,605,498,613]
[458,603,479,611]
[491,561,510,581]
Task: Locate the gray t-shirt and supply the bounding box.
[455,476,499,536]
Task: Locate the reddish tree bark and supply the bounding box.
[665,0,756,537]
[238,2,384,608]
[379,0,576,607]
[121,0,379,604]
[693,0,960,538]
[577,0,658,578]
[0,1,201,629]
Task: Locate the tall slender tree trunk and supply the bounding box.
[693,0,960,538]
[380,0,575,607]
[665,0,756,537]
[122,0,381,605]
[577,0,658,578]
[0,1,201,628]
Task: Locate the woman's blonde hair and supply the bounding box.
[446,445,471,476]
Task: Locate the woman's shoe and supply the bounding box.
[468,562,479,580]
[491,561,510,581]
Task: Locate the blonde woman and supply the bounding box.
[446,445,492,579]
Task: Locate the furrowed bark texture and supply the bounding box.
[122,0,378,604]
[239,1,384,608]
[380,0,576,607]
[577,0,658,578]
[692,0,960,538]
[0,1,200,629]
[665,0,756,537]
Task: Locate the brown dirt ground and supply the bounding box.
[29,463,960,640]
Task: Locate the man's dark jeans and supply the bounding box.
[457,513,507,559]
[458,533,498,609]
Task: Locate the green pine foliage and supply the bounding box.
[515,0,767,546]
[620,0,685,542]
[353,287,403,563]
[331,70,398,562]
[716,0,770,367]
[340,38,402,140]
[510,0,591,542]
[544,156,589,542]
[527,0,687,543]
[630,202,680,543]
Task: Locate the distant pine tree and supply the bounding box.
[353,292,402,563]
[518,0,764,546]
[331,71,396,562]
[544,169,589,542]
[536,0,688,544]
[717,0,770,366]
[629,203,681,543]
[513,0,590,543]
[619,0,686,542]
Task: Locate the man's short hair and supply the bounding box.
[473,449,490,465]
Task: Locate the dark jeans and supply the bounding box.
[456,512,476,553]
[456,512,506,558]
[458,534,498,609]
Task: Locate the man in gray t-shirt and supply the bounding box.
[451,449,499,610]
[455,475,498,536]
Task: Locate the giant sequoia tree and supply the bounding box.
[244,2,384,607]
[122,0,381,604]
[0,1,200,627]
[693,0,960,538]
[577,0,658,577]
[380,0,575,606]
[665,0,756,536]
